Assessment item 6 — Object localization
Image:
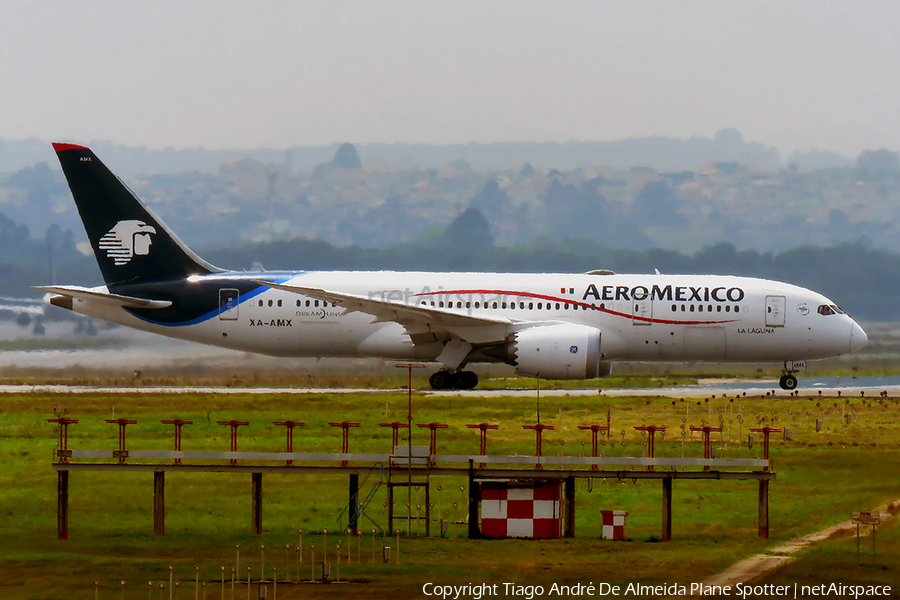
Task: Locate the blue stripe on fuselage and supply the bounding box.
[126,276,295,327]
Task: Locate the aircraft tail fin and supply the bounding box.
[52,143,220,288]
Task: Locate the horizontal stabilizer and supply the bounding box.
[34,285,172,309]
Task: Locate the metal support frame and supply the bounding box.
[328,422,361,467]
[348,473,359,534]
[160,419,192,465]
[386,469,431,537]
[105,418,138,464]
[662,476,673,541]
[378,422,408,452]
[522,423,555,470]
[634,425,666,471]
[252,472,263,534]
[57,470,69,540]
[749,427,782,473]
[758,479,769,539]
[417,422,448,467]
[55,460,773,540]
[52,411,778,542]
[577,424,610,471]
[690,426,723,472]
[216,420,249,466]
[153,471,165,536]
[467,423,499,469]
[564,476,575,538]
[272,421,305,466]
[467,459,480,539]
[47,417,78,464]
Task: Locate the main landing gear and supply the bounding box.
[429,370,479,390]
[778,373,798,391]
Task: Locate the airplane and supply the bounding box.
[39,143,868,391]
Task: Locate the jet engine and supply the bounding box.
[498,323,612,379]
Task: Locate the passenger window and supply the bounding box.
[466,302,471,308]
[537,302,542,310]
[258,300,263,307]
[314,300,319,307]
[493,302,498,309]
[502,302,507,309]
[717,305,722,312]
[556,303,560,310]
[277,299,282,307]
[698,305,703,312]
[600,303,605,310]
[528,302,533,310]
[725,306,730,312]
[296,300,301,307]
[681,305,685,312]
[306,300,310,307]
[734,306,740,313]
[672,304,677,312]
[268,299,273,307]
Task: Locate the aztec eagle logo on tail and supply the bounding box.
[98,220,157,266]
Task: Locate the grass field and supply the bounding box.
[1,387,899,599]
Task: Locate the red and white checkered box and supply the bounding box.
[601,510,628,540]
[481,483,561,538]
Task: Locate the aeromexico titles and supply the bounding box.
[41,143,868,391]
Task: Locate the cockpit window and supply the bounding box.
[832,305,846,314]
[817,304,836,316]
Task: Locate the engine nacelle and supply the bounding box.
[506,323,611,380]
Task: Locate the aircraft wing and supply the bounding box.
[255,280,512,344]
[34,285,173,309]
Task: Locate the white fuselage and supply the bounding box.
[66,271,866,368]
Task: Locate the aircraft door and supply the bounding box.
[218,288,240,320]
[765,295,785,327]
[632,298,652,326]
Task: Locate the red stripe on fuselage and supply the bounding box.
[412,288,738,326]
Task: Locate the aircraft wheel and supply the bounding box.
[779,374,798,390]
[456,371,479,390]
[429,371,454,390]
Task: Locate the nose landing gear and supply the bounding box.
[429,370,479,390]
[778,360,806,391]
[779,373,798,390]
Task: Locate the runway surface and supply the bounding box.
[2,382,897,397]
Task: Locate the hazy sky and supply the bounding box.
[3,1,898,156]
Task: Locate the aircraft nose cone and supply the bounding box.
[849,321,868,353]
